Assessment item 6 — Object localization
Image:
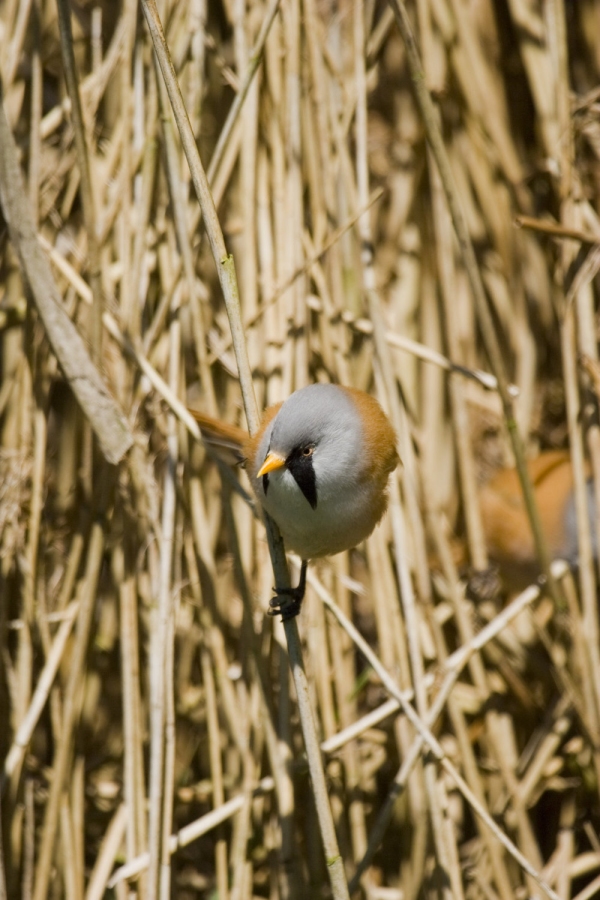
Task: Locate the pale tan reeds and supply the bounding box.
[2,0,600,898]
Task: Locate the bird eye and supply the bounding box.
[302,446,314,457]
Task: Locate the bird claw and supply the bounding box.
[268,587,304,621]
[267,561,308,621]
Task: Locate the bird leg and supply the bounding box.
[268,560,308,620]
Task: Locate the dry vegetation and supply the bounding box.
[1,0,600,897]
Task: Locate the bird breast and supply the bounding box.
[257,465,389,559]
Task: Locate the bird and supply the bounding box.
[478,450,597,591]
[189,383,399,619]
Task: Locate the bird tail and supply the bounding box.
[187,409,248,466]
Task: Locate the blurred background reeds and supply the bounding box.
[1,0,600,897]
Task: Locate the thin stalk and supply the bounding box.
[54,0,103,363]
[147,312,180,900]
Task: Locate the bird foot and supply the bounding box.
[268,586,304,621]
[268,561,307,621]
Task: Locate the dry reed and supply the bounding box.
[1,0,600,898]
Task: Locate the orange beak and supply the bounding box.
[256,452,286,478]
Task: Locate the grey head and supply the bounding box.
[255,384,365,509]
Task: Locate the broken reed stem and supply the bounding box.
[0,77,133,464]
[514,214,600,245]
[139,2,350,896]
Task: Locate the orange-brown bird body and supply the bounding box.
[480,450,595,590]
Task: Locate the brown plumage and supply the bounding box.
[189,404,281,467]
[479,450,594,591]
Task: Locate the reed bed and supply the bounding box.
[1,0,600,898]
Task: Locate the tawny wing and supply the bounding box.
[188,403,283,469]
[188,409,249,465]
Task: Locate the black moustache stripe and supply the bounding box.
[261,447,318,509]
[286,452,317,509]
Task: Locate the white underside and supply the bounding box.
[259,467,381,559]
